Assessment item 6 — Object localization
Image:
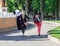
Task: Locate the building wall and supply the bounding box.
[0,0,17,32]
[0,18,17,30]
[0,0,2,7]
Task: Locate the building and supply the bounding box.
[0,0,2,7]
[0,0,16,31]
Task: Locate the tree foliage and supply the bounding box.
[31,0,40,11]
[45,0,57,14]
[6,0,58,20]
[6,0,15,12]
[6,0,25,12]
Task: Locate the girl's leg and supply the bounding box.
[37,22,42,36]
[37,26,41,36]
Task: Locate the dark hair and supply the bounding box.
[20,10,21,11]
[13,11,16,14]
[39,12,41,15]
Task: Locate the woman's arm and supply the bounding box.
[25,15,31,19]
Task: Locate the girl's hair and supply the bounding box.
[39,12,41,15]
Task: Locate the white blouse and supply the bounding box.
[15,9,22,17]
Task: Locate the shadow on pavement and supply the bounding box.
[0,23,35,35]
[0,35,48,41]
[0,23,48,41]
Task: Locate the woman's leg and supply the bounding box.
[21,25,26,36]
[16,16,20,30]
[22,29,25,35]
[16,20,19,30]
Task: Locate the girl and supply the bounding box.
[33,13,42,36]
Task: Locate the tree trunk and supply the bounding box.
[57,0,60,19]
[29,0,32,13]
[55,0,58,20]
[40,0,44,20]
[54,7,57,20]
[26,0,29,15]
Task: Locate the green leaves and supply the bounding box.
[6,0,15,12]
[6,0,58,15]
[31,0,40,11]
[6,0,24,12]
[45,0,57,13]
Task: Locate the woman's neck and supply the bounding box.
[22,14,25,19]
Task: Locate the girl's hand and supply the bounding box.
[24,22,28,26]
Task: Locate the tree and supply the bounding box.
[6,0,59,20]
[6,0,15,12]
[40,0,44,20]
[31,0,40,12]
[44,0,58,20]
[54,0,58,20]
[26,0,29,15]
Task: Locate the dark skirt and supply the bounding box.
[16,19,26,30]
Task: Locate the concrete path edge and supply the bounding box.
[48,35,60,45]
[48,22,60,45]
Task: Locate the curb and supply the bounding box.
[43,21,60,26]
[46,21,60,45]
[51,22,60,26]
[48,35,60,45]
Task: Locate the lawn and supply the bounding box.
[48,26,60,39]
[44,20,60,39]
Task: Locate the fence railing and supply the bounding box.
[0,7,17,30]
[0,7,16,18]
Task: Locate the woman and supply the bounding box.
[18,10,29,36]
[33,13,42,36]
[14,9,22,30]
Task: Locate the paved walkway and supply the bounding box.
[0,21,60,46]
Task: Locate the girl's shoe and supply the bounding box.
[38,34,40,36]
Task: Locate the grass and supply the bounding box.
[53,20,60,23]
[44,20,60,39]
[48,26,60,39]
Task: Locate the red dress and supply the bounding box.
[34,22,42,27]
